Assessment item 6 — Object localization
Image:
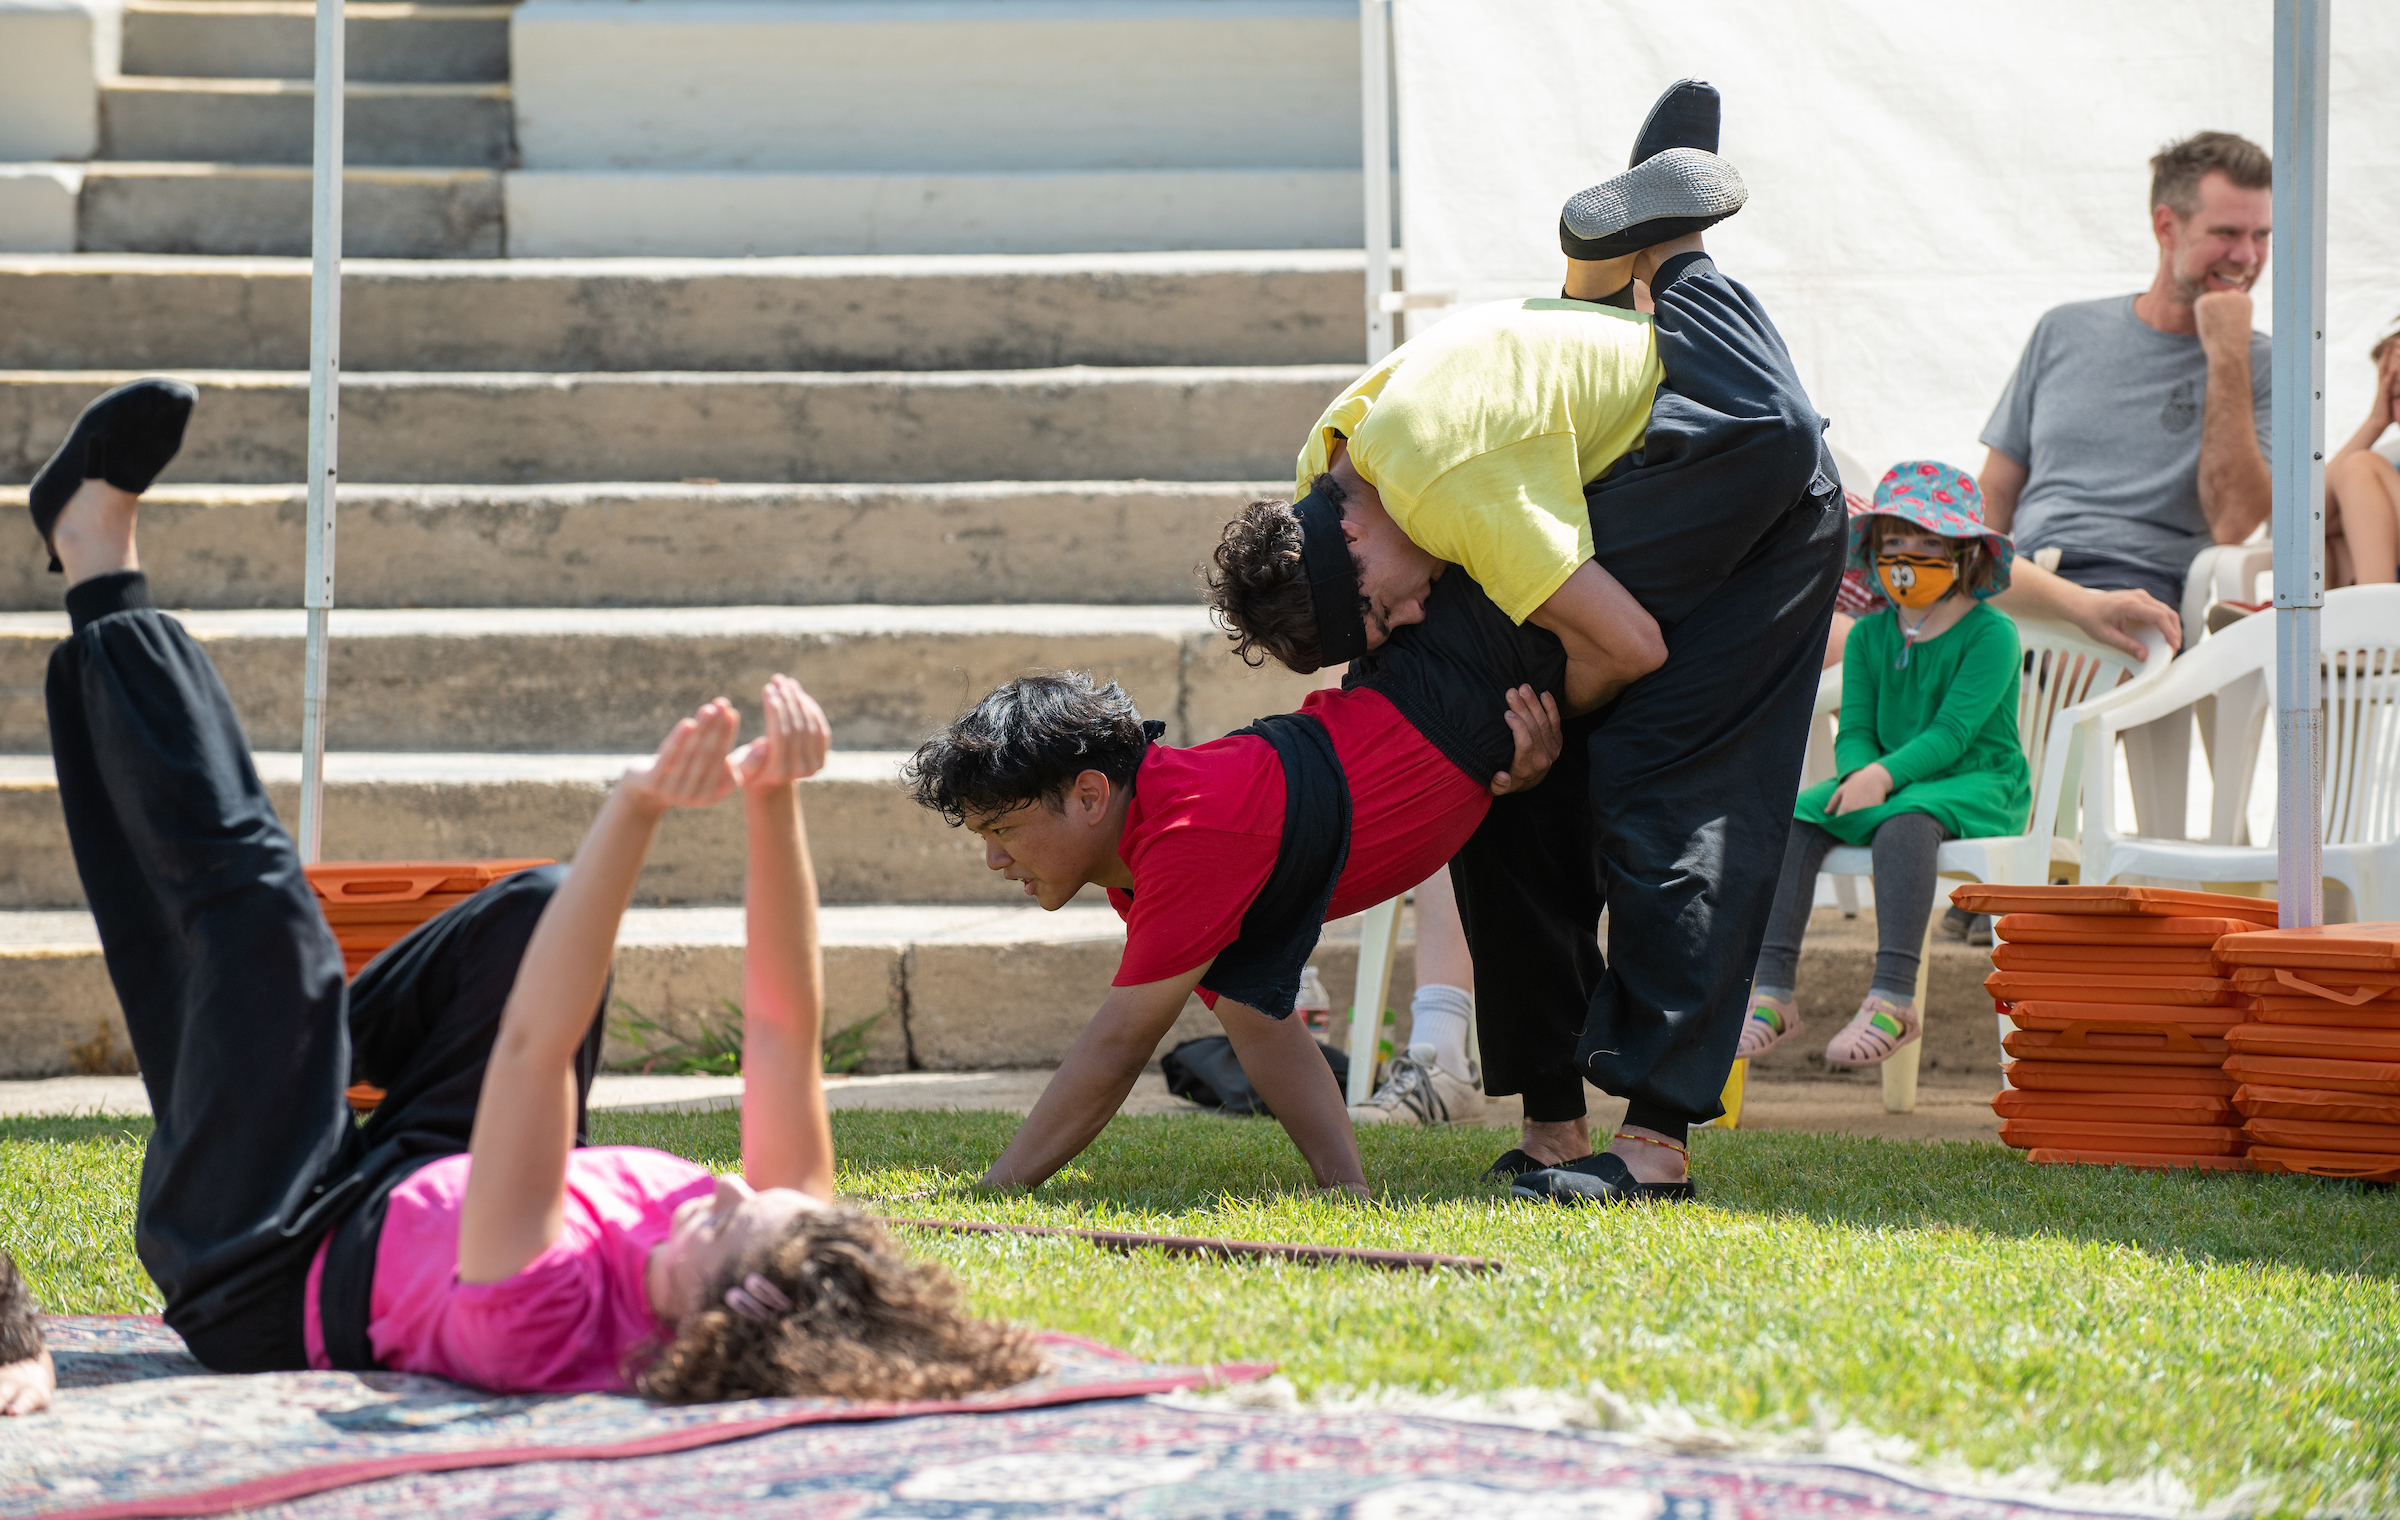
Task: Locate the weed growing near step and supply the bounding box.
[607,998,881,1076]
[3,1109,2391,1512]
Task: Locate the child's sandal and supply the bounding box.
[1735,993,1802,1059]
[1823,992,1921,1069]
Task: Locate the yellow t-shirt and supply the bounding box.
[1293,298,1663,624]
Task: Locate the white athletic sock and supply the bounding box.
[1408,983,1475,1082]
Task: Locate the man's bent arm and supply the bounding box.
[1978,448,2028,534]
[983,966,1209,1189]
[1216,998,1366,1194]
[1527,559,1666,713]
[1989,555,2182,658]
[2195,297,2272,543]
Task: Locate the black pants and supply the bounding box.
[1752,813,1949,999]
[46,572,603,1372]
[1451,255,1843,1132]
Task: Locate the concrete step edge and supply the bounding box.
[103,76,510,98]
[130,1,515,17]
[0,749,918,785]
[0,363,1355,384]
[0,604,1221,638]
[81,162,501,185]
[0,480,1283,506]
[0,248,1373,278]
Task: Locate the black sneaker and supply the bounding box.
[1967,913,1995,948]
[27,378,196,574]
[1558,148,1747,262]
[1511,1151,1694,1206]
[1628,78,1720,165]
[1938,905,1975,941]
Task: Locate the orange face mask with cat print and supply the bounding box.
[1875,552,1957,609]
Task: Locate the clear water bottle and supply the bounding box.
[1295,965,1332,1035]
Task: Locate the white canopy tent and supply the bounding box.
[1356,0,2398,927]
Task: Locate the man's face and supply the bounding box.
[1326,448,1443,651]
[2158,171,2271,303]
[967,778,1113,910]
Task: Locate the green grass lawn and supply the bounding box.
[5,1108,2395,1514]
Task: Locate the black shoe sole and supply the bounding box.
[1629,77,1720,166]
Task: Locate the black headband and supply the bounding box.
[1293,484,1368,667]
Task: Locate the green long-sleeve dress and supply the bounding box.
[1793,602,2032,844]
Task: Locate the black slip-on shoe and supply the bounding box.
[1510,1151,1694,1206]
[1479,1147,1550,1185]
[1558,147,1747,263]
[28,378,197,574]
[1629,77,1720,165]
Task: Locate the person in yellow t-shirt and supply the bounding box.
[1207,81,1845,1208]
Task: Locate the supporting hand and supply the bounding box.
[1827,762,1893,817]
[0,1350,53,1416]
[731,674,831,791]
[1490,684,1564,796]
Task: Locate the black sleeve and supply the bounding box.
[1343,572,1567,781]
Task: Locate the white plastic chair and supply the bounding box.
[1813,616,2174,1112]
[2079,584,2400,921]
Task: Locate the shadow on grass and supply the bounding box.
[0,1114,153,1146]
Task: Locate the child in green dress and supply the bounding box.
[1739,461,2031,1067]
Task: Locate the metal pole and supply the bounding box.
[1359,0,1394,363]
[297,0,344,863]
[2270,0,2328,928]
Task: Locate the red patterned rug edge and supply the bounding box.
[32,1337,1277,1520]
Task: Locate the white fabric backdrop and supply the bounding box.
[1392,0,2400,489]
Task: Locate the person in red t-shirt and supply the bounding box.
[904,571,1566,1193]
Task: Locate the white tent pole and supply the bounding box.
[1359,0,1394,363]
[296,0,344,863]
[2270,0,2329,928]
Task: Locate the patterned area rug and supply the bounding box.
[9,1316,1272,1520]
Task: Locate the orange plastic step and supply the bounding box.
[1985,970,2241,1006]
[2214,922,2400,973]
[2002,1025,2230,1066]
[2245,1145,2400,1183]
[2002,1060,2238,1096]
[2221,1052,2400,1095]
[2025,1148,2250,1172]
[2007,1002,2248,1036]
[2231,1084,2400,1126]
[2225,1025,2400,1062]
[1994,913,2263,947]
[1952,884,2279,923]
[1998,1118,2246,1154]
[1989,943,2224,973]
[1992,1089,2232,1125]
[2241,1115,2400,1154]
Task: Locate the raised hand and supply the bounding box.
[2193,289,2253,359]
[1489,684,1564,796]
[622,697,742,811]
[730,674,832,791]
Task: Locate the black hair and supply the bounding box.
[903,672,1151,826]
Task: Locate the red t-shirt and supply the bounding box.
[1107,686,1491,994]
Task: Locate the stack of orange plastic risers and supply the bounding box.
[2219,922,2400,1185]
[305,860,553,1110]
[1956,884,2280,1171]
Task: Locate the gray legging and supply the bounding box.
[1753,812,1949,1001]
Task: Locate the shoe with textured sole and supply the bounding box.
[1559,147,1747,262]
[1350,1042,1485,1127]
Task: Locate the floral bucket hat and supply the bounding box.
[1846,459,2015,600]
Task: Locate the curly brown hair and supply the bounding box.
[0,1251,41,1366]
[1205,496,1326,673]
[635,1204,1045,1404]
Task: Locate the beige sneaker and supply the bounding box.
[1349,1043,1486,1126]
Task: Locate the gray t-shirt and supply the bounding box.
[1980,294,2271,582]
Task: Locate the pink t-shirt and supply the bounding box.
[306,1146,716,1392]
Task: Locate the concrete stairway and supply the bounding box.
[86,0,513,256]
[0,250,1358,1078]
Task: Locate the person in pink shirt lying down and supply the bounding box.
[31,381,1041,1402]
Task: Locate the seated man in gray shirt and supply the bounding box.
[1979,131,2273,631]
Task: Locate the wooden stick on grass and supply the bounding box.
[880,1216,1501,1274]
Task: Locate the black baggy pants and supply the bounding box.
[46,572,604,1372]
[1450,254,1844,1131]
